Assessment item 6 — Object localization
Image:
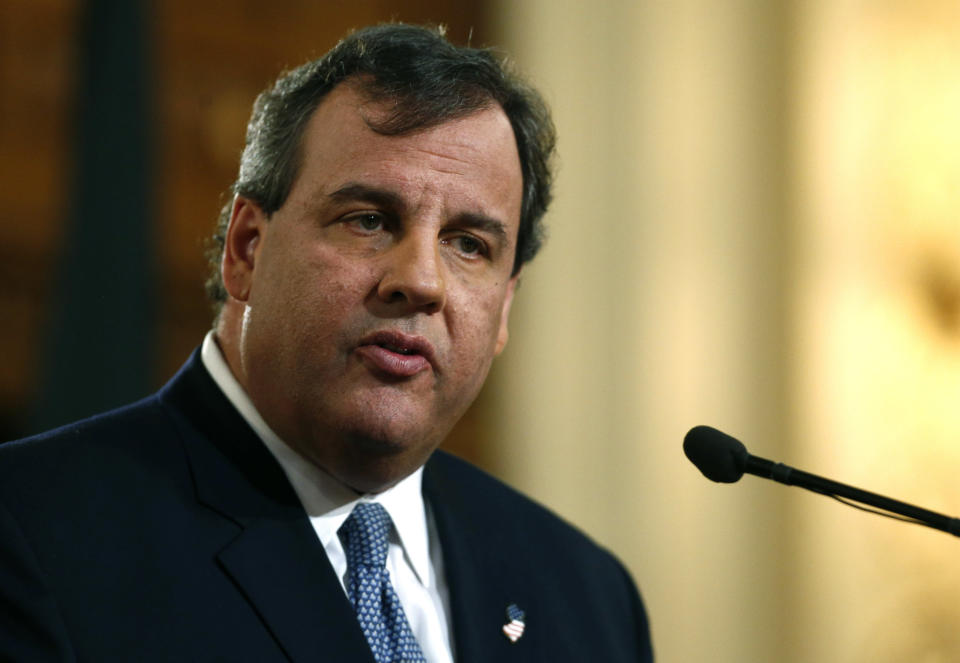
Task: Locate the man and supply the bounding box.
[0,24,653,662]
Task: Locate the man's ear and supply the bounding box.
[221,195,267,302]
[494,271,521,356]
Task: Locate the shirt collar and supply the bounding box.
[199,330,433,585]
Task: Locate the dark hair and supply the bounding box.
[205,23,555,311]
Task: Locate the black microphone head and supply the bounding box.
[683,425,749,483]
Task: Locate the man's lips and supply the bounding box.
[355,330,437,378]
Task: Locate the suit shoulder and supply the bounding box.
[425,451,622,565]
[0,396,181,499]
[2,395,165,453]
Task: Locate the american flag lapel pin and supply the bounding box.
[502,603,526,643]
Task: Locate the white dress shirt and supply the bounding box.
[200,332,454,663]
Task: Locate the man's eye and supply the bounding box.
[453,235,485,256]
[351,214,383,231]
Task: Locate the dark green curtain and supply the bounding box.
[31,0,154,433]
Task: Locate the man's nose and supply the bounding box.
[376,233,446,313]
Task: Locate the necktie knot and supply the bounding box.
[340,502,392,571]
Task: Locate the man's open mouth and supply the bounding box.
[379,342,417,356]
[357,330,437,377]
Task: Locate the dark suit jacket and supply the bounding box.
[0,350,653,662]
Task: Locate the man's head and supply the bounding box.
[211,24,555,493]
[207,23,554,306]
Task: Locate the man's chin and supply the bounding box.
[303,426,441,494]
[336,441,434,493]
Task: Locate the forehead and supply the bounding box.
[289,84,523,225]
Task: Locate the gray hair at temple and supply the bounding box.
[205,23,556,314]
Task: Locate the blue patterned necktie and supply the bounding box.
[339,502,428,663]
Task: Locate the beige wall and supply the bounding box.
[488,2,792,661]
[792,1,960,661]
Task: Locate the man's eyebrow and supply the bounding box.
[327,183,405,209]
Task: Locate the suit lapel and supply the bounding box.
[424,454,533,663]
[159,351,375,663]
[216,518,373,662]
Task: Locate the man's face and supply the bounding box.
[222,84,523,492]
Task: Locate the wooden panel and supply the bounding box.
[0,0,78,432]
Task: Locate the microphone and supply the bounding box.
[683,425,960,538]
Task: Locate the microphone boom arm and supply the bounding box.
[746,455,960,538]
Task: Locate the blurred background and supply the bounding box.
[3,0,960,660]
